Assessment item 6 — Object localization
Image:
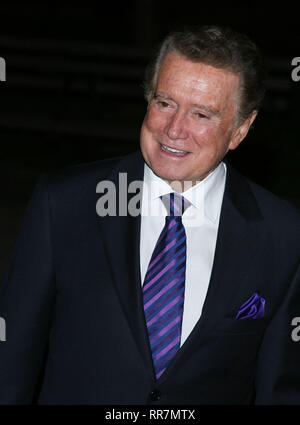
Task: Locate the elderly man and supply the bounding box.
[0,25,299,405]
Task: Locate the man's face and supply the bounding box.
[140,53,256,186]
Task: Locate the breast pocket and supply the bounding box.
[214,316,268,335]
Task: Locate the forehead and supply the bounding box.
[156,53,240,109]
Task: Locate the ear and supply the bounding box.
[228,110,258,151]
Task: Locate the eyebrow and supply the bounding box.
[154,93,172,101]
[154,92,221,117]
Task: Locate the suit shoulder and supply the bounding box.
[44,155,123,189]
[231,169,300,262]
[247,178,300,223]
[226,163,300,228]
[31,155,128,208]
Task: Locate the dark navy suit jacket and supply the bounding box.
[0,150,299,404]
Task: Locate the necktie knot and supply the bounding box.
[160,193,190,217]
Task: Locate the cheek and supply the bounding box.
[192,122,232,149]
[144,108,168,134]
[140,113,162,156]
[191,125,229,161]
[191,125,216,146]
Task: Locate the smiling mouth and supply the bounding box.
[160,143,189,155]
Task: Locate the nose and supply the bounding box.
[165,111,188,140]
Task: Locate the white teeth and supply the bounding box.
[161,144,187,154]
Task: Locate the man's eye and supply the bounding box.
[196,112,207,119]
[157,100,170,108]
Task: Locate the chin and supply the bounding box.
[151,166,187,183]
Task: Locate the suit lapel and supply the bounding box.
[157,163,264,384]
[95,151,155,378]
[199,164,263,329]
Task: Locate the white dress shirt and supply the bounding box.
[140,161,227,346]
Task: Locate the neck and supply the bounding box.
[167,180,195,193]
[166,165,219,193]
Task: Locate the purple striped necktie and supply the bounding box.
[142,192,190,380]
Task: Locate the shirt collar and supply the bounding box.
[143,161,226,223]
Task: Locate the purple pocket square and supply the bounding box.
[235,292,265,319]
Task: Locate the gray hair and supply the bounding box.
[144,25,267,122]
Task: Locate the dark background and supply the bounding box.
[0,2,299,274]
